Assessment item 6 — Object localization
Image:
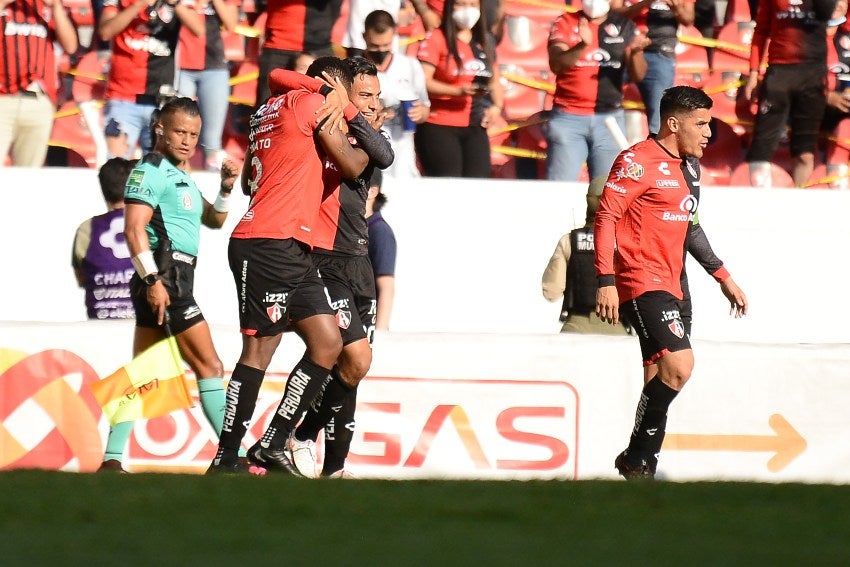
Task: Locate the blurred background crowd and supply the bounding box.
[3,0,850,188]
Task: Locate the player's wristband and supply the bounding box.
[597,274,616,287]
[319,84,334,97]
[213,191,231,213]
[343,102,359,121]
[132,250,159,279]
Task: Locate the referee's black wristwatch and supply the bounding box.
[143,274,160,286]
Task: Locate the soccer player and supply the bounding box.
[100,97,239,472]
[594,86,748,480]
[262,57,394,477]
[208,57,371,474]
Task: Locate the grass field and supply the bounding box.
[1,471,848,566]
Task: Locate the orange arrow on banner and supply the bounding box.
[663,414,806,473]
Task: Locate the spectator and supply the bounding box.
[542,176,631,335]
[0,0,78,167]
[177,0,239,171]
[414,0,504,178]
[98,0,204,159]
[546,0,649,181]
[743,0,837,186]
[72,158,136,320]
[819,2,850,187]
[288,51,316,74]
[343,0,404,57]
[254,0,342,106]
[366,168,397,330]
[611,0,695,135]
[410,0,505,44]
[363,9,431,177]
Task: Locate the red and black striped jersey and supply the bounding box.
[178,0,237,71]
[749,0,833,69]
[102,0,193,101]
[0,0,59,102]
[263,0,342,52]
[548,11,638,114]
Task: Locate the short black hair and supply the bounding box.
[159,96,201,122]
[306,56,354,92]
[659,86,713,121]
[346,56,378,78]
[364,9,396,33]
[98,157,134,204]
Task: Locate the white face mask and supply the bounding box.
[452,7,481,30]
[581,0,610,19]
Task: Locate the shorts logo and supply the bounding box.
[267,302,283,323]
[336,309,352,330]
[668,320,685,339]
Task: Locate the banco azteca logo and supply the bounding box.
[0,348,104,472]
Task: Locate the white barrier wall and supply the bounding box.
[1,168,849,482]
[2,321,850,483]
[3,167,850,342]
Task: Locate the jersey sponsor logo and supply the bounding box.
[4,22,48,38]
[125,36,171,57]
[659,161,671,175]
[605,180,626,193]
[263,292,288,304]
[99,216,131,259]
[603,23,621,37]
[656,179,680,188]
[127,169,145,189]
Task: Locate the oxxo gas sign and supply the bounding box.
[129,375,579,480]
[0,348,578,479]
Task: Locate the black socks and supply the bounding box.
[627,376,679,461]
[214,363,264,465]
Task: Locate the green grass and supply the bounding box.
[1,471,848,566]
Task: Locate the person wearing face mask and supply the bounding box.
[546,0,649,182]
[414,0,504,177]
[343,0,404,57]
[362,9,431,177]
[610,0,696,135]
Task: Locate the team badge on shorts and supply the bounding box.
[668,319,685,339]
[267,302,283,323]
[335,309,352,330]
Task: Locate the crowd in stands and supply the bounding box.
[3,0,850,187]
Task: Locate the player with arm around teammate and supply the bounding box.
[594,86,747,480]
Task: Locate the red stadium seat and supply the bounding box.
[729,0,754,23]
[230,61,258,108]
[729,161,794,188]
[701,117,743,185]
[221,29,245,63]
[675,25,711,73]
[499,64,551,120]
[70,50,110,102]
[49,101,97,167]
[710,20,753,73]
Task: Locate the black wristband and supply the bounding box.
[319,84,333,97]
[597,274,616,287]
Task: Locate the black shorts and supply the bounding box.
[621,291,691,366]
[229,237,335,337]
[131,251,204,334]
[746,62,827,161]
[309,253,376,345]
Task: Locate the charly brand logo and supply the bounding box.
[0,349,104,472]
